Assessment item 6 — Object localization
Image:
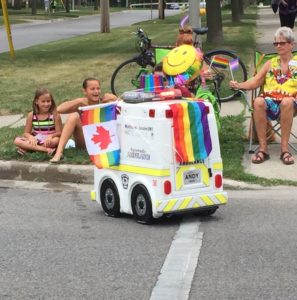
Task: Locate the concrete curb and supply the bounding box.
[0,160,93,184]
[1,160,295,190]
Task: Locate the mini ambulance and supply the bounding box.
[91,93,228,224]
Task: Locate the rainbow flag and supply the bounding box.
[80,104,120,169]
[169,102,212,163]
[212,56,229,69]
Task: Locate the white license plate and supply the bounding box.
[183,169,201,185]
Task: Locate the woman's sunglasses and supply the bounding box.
[273,41,289,47]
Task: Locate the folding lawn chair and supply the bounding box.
[248,50,297,154]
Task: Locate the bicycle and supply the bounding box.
[110,27,248,103]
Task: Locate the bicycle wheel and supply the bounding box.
[111,58,154,97]
[204,50,247,102]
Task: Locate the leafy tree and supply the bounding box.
[206,0,223,44]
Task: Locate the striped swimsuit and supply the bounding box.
[32,113,56,144]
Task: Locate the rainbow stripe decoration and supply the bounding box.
[80,104,120,169]
[212,56,229,69]
[169,101,212,162]
[140,74,165,93]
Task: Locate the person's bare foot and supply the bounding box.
[49,153,64,164]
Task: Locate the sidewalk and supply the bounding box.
[0,6,296,184]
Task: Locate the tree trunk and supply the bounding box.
[94,0,99,10]
[100,0,110,33]
[239,0,244,15]
[13,0,22,9]
[231,0,240,22]
[206,0,223,44]
[31,0,37,14]
[65,0,70,13]
[158,0,165,19]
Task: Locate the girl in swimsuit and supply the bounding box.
[14,88,62,156]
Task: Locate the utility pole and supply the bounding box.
[189,0,200,28]
[1,0,15,58]
[189,0,201,46]
[100,0,110,33]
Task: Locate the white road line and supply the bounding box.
[150,218,203,300]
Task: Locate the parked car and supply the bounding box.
[167,3,180,9]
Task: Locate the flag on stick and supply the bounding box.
[80,103,120,169]
[211,56,229,69]
[169,101,212,163]
[229,58,239,81]
[229,58,239,71]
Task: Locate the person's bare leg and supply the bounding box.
[279,97,295,163]
[252,97,269,162]
[50,112,82,162]
[72,121,86,149]
[14,137,53,154]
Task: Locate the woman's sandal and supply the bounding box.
[280,152,294,165]
[252,150,270,164]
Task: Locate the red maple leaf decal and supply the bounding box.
[91,126,112,150]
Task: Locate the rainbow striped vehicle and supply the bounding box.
[90,96,228,224]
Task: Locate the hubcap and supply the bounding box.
[104,188,114,209]
[135,194,146,216]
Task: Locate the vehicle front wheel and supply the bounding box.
[100,179,121,217]
[131,185,153,224]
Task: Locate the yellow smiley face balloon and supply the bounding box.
[162,45,203,81]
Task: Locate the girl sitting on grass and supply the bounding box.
[14,88,62,156]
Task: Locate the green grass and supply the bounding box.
[2,6,290,186]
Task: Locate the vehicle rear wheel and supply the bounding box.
[131,185,153,224]
[100,179,121,217]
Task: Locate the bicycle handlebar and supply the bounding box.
[135,28,151,52]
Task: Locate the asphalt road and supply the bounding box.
[0,9,179,53]
[1,181,297,300]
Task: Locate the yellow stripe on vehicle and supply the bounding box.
[90,190,96,201]
[155,200,163,208]
[192,201,200,208]
[212,162,223,170]
[215,193,227,204]
[178,196,192,210]
[201,195,215,206]
[109,164,170,177]
[156,192,228,213]
[163,199,178,212]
